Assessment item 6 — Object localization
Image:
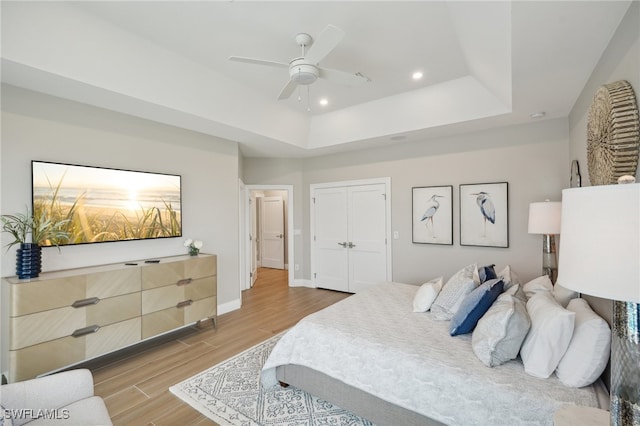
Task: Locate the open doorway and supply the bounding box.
[241,185,294,291]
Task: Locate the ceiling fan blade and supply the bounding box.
[277,79,298,100]
[228,56,289,69]
[305,24,344,65]
[318,67,370,87]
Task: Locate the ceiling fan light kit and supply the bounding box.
[289,60,318,85]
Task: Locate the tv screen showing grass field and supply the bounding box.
[32,161,182,246]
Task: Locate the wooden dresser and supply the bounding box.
[4,254,216,382]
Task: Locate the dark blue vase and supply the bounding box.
[16,243,42,279]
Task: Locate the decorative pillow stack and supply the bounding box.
[431,264,480,320]
[472,284,531,367]
[520,291,576,378]
[412,277,444,312]
[555,298,611,387]
[450,278,504,336]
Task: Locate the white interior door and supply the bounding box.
[312,182,389,293]
[313,187,349,292]
[260,196,285,269]
[347,184,388,293]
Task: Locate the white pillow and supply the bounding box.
[472,290,531,367]
[497,265,520,290]
[412,277,444,312]
[556,298,611,388]
[503,283,527,302]
[523,275,553,299]
[520,292,575,378]
[553,283,579,308]
[431,264,479,321]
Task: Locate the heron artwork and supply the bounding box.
[471,192,495,237]
[420,194,443,237]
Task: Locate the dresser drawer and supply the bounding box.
[141,307,184,339]
[184,297,217,324]
[10,276,86,316]
[86,267,141,299]
[9,317,142,382]
[141,255,216,290]
[86,317,141,359]
[10,306,85,350]
[10,268,141,317]
[184,256,217,281]
[9,336,85,382]
[86,292,141,326]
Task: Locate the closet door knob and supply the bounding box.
[337,242,347,247]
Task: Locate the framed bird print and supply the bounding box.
[459,182,508,248]
[412,185,453,245]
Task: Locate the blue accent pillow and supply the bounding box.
[477,264,497,283]
[450,278,504,336]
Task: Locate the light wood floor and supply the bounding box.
[90,268,350,425]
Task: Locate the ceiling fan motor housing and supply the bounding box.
[289,59,318,85]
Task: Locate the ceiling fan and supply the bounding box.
[229,24,370,100]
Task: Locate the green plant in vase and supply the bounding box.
[1,207,70,279]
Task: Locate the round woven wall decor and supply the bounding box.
[587,80,639,185]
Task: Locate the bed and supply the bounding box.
[261,280,610,426]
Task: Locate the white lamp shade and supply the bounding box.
[556,183,640,303]
[528,201,562,234]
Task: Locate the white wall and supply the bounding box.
[245,118,570,285]
[569,1,639,186]
[1,85,241,308]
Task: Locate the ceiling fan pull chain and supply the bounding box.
[307,86,311,112]
[297,70,302,102]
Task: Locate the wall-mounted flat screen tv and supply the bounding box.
[32,161,182,246]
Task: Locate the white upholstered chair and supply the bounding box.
[0,369,112,425]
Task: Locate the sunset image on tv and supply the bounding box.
[32,161,182,246]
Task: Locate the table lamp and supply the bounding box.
[556,181,639,426]
[528,200,562,283]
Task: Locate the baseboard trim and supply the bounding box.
[218,299,242,315]
[290,279,315,288]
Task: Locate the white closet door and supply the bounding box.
[347,184,387,293]
[312,182,388,293]
[261,196,285,269]
[313,187,349,292]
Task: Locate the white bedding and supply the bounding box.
[261,282,608,426]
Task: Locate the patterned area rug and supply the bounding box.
[169,334,374,426]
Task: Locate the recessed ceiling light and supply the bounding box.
[530,111,546,119]
[319,98,329,106]
[412,71,423,80]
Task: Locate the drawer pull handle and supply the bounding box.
[72,297,100,308]
[177,278,193,286]
[72,325,100,338]
[176,299,193,309]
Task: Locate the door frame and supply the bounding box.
[241,184,294,291]
[310,177,393,286]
